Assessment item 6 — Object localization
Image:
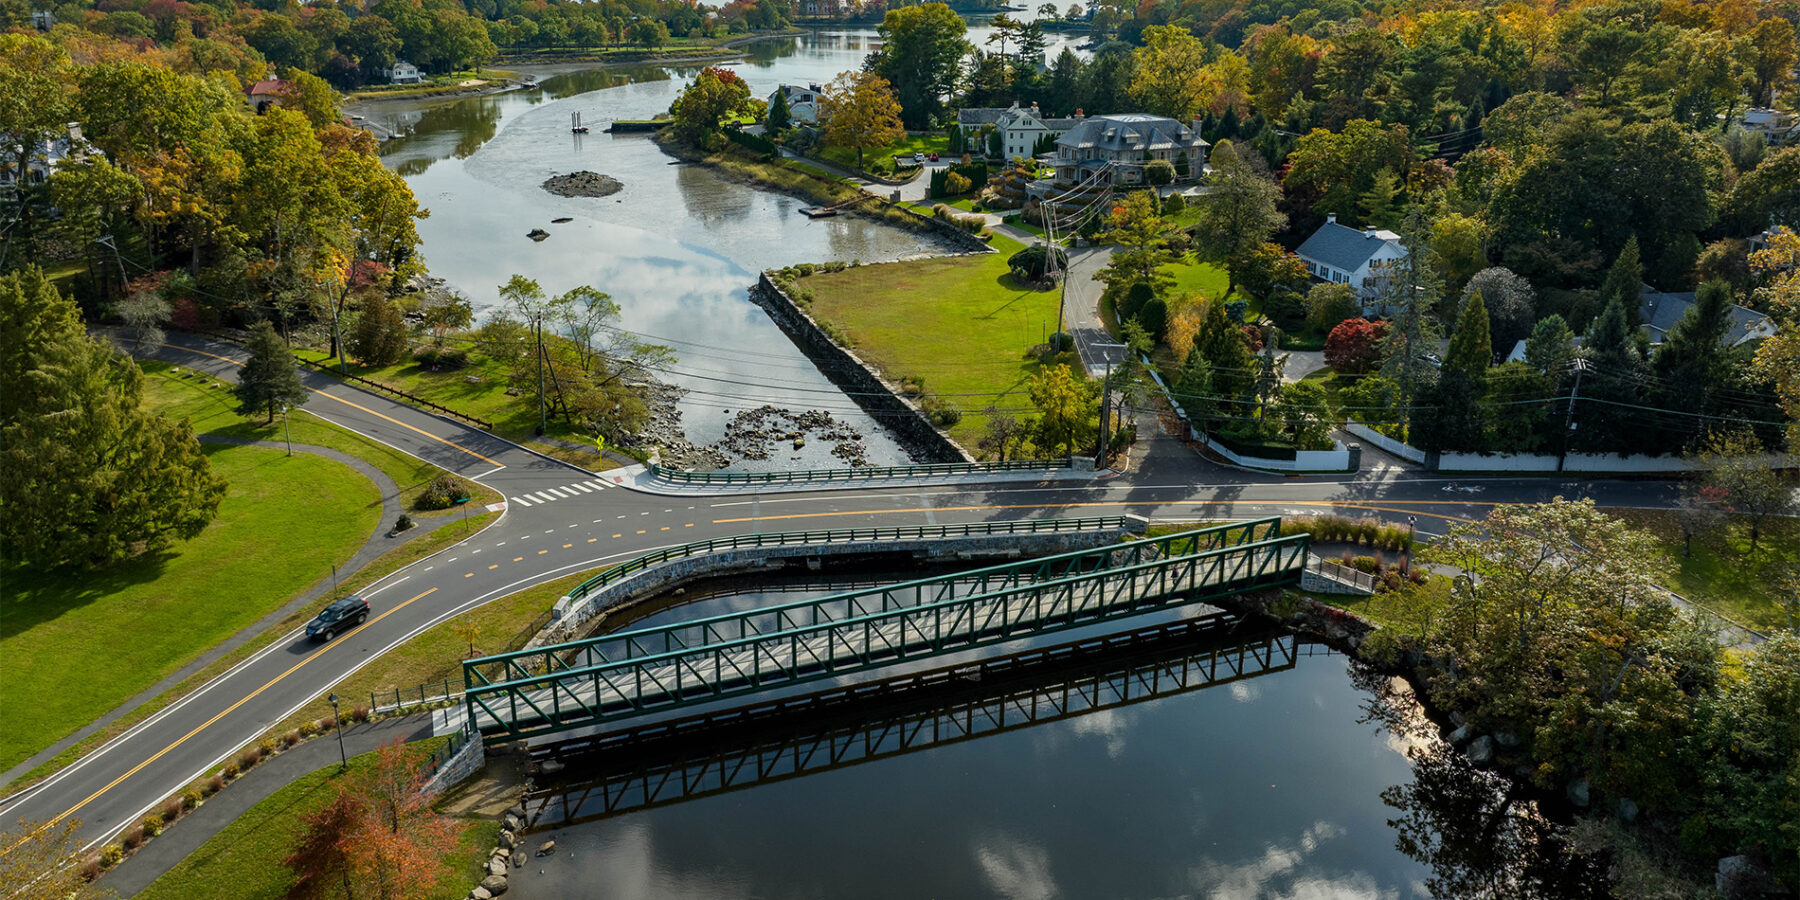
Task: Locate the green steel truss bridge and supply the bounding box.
[523,612,1318,826]
[464,518,1310,742]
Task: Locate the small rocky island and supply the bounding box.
[542,171,623,198]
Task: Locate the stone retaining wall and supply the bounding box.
[751,271,973,463]
[536,528,1137,648]
[422,734,485,797]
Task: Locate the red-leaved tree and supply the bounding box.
[285,740,468,900]
[1324,318,1390,374]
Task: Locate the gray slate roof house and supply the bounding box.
[1048,113,1207,187]
[1638,286,1775,347]
[1294,214,1407,300]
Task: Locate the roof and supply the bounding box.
[1055,114,1207,154]
[957,107,1009,127]
[1295,221,1402,273]
[247,79,289,96]
[1638,287,1773,345]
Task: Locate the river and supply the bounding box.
[366,26,1086,468]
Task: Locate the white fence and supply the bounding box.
[1191,428,1352,472]
[1344,423,1427,464]
[1437,450,1796,474]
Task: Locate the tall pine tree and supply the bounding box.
[236,321,310,424]
[1445,290,1493,382]
[1601,235,1644,326]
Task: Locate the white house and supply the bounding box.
[0,123,94,189]
[956,102,1082,161]
[1739,107,1798,144]
[386,61,424,85]
[1295,214,1407,301]
[31,9,54,29]
[770,84,822,125]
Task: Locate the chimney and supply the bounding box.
[1192,117,1204,136]
[1326,213,1337,225]
[1365,225,1377,238]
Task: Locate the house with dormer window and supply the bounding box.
[1295,214,1407,302]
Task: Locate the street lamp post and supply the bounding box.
[1407,515,1416,550]
[327,693,347,770]
[281,405,292,457]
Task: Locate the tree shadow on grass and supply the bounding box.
[1,552,178,642]
[975,273,1041,320]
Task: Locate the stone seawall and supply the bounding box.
[535,528,1136,648]
[751,271,973,463]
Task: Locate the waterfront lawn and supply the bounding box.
[0,444,379,773]
[135,739,496,900]
[141,361,503,510]
[798,234,1067,450]
[1608,509,1799,631]
[818,133,950,173]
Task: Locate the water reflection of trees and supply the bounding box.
[1352,663,1611,899]
[541,67,667,100]
[674,162,754,226]
[378,97,503,175]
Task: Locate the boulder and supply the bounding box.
[536,840,556,857]
[498,829,517,850]
[1446,725,1474,747]
[470,888,492,900]
[488,857,509,877]
[526,229,549,242]
[1465,735,1495,767]
[506,804,526,821]
[1566,777,1590,808]
[479,874,509,896]
[539,759,565,775]
[1494,731,1522,748]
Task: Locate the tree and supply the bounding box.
[1129,24,1210,121]
[1648,280,1733,438]
[670,66,754,148]
[766,85,791,133]
[1600,236,1642,320]
[1428,213,1488,296]
[1523,314,1575,375]
[1143,159,1174,186]
[1281,119,1413,222]
[1095,191,1177,293]
[350,293,408,367]
[1305,282,1359,332]
[1444,290,1492,381]
[976,404,1026,460]
[1752,228,1800,449]
[865,3,970,129]
[1378,210,1443,436]
[285,791,363,900]
[1324,318,1388,374]
[287,740,469,900]
[1190,140,1285,297]
[820,71,903,172]
[0,817,115,900]
[1460,268,1534,353]
[117,281,171,352]
[1008,244,1067,281]
[1173,348,1215,429]
[1272,379,1333,448]
[236,322,311,424]
[0,34,73,268]
[1026,365,1097,458]
[1694,427,1795,553]
[1358,167,1401,230]
[1673,483,1727,557]
[0,268,226,568]
[1748,17,1797,106]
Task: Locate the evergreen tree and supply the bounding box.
[351,293,409,366]
[1414,366,1484,452]
[1601,235,1644,326]
[0,268,226,568]
[1572,296,1645,451]
[1359,167,1400,229]
[1379,209,1444,438]
[1174,348,1215,430]
[766,86,791,133]
[1648,280,1734,449]
[236,321,310,424]
[1195,302,1256,414]
[1445,289,1493,382]
[1524,314,1576,375]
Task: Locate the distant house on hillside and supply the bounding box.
[0,123,95,189]
[1638,286,1775,347]
[1738,107,1798,145]
[1295,214,1407,303]
[31,9,54,29]
[769,84,821,125]
[956,102,1082,161]
[246,78,291,114]
[386,61,424,85]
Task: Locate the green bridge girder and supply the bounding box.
[465,520,1309,743]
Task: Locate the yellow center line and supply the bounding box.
[636,530,646,535]
[659,526,670,532]
[513,557,523,562]
[684,523,693,527]
[712,499,1491,527]
[562,543,573,549]
[537,549,549,555]
[488,564,499,570]
[42,588,438,832]
[587,538,597,543]
[167,344,503,468]
[464,572,474,578]
[612,534,622,539]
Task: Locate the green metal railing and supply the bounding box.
[371,679,460,713]
[473,518,1278,688]
[467,530,1309,741]
[557,515,1136,605]
[646,458,1073,485]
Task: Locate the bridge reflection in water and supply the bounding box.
[524,611,1325,828]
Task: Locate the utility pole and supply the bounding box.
[1096,358,1113,466]
[1556,358,1590,473]
[534,314,547,436]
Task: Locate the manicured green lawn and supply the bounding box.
[819,132,950,173]
[142,362,500,511]
[135,739,496,900]
[0,445,379,772]
[1609,509,1799,631]
[1161,259,1230,299]
[799,233,1070,450]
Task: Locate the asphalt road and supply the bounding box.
[0,331,1684,855]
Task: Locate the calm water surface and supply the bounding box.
[507,578,1438,900]
[369,28,1085,464]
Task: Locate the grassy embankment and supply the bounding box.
[135,738,498,900]
[816,132,950,176]
[290,348,618,472]
[0,363,501,787]
[794,232,1074,451]
[345,68,520,101]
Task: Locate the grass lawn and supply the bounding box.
[798,233,1071,450]
[1609,509,1799,631]
[135,738,497,900]
[0,445,379,773]
[818,132,950,173]
[1161,259,1230,299]
[143,361,501,511]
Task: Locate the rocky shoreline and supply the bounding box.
[622,380,876,470]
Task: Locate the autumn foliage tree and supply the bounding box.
[819,71,904,172]
[285,740,468,900]
[1323,317,1388,374]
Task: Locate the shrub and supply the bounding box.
[1380,571,1403,592]
[350,705,371,723]
[415,474,474,511]
[142,814,163,836]
[1351,555,1379,574]
[81,855,101,882]
[1262,290,1306,331]
[259,738,278,758]
[102,845,124,867]
[162,797,183,821]
[237,749,260,771]
[1161,192,1185,216]
[121,826,143,850]
[1324,318,1389,374]
[223,761,240,779]
[1137,297,1169,339]
[319,716,336,732]
[282,730,301,747]
[1119,281,1156,322]
[1007,245,1068,281]
[182,787,203,809]
[898,376,926,397]
[394,513,414,531]
[412,346,469,369]
[945,171,971,194]
[299,720,320,737]
[205,774,225,795]
[1049,331,1074,353]
[922,396,961,426]
[1144,159,1175,185]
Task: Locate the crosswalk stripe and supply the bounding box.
[568,483,593,494]
[510,496,533,507]
[528,492,556,503]
[549,487,575,498]
[584,480,606,490]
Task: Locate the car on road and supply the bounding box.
[306,595,370,641]
[914,152,926,163]
[928,152,939,162]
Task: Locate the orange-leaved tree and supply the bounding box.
[285,739,468,900]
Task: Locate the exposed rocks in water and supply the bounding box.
[526,228,549,241]
[542,171,623,198]
[620,379,729,470]
[715,405,869,467]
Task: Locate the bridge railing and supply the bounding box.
[466,534,1309,740]
[555,515,1137,607]
[646,458,1072,485]
[468,518,1281,688]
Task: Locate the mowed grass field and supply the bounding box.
[800,235,1067,450]
[136,738,497,900]
[0,444,378,772]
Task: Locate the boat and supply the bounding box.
[571,111,590,134]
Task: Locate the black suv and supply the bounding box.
[306,595,370,641]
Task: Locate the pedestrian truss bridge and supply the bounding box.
[464,518,1311,743]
